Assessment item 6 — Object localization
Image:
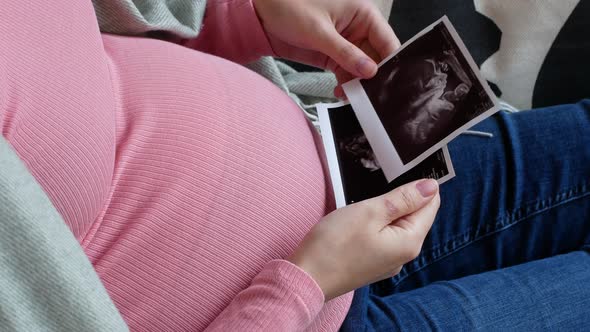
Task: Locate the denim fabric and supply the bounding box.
[341,100,590,331]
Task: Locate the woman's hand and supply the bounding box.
[253,0,400,97]
[288,179,440,301]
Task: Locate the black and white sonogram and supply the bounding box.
[343,16,497,182]
[317,102,455,207]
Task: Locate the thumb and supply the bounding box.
[315,25,378,78]
[369,179,439,228]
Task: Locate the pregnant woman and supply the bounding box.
[1,0,589,331]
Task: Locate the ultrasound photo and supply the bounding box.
[318,102,455,207]
[325,103,389,205]
[343,17,497,182]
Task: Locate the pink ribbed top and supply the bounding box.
[0,0,352,331]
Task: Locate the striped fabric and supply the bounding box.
[1,0,353,330]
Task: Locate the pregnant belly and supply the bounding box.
[84,35,341,331]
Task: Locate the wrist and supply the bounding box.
[288,251,333,301]
[250,0,280,56]
[251,0,267,29]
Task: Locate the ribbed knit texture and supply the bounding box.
[92,0,340,128]
[1,0,352,331]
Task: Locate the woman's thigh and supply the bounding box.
[345,250,590,331]
[341,100,590,331]
[375,100,590,293]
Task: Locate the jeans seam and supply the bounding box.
[393,181,590,286]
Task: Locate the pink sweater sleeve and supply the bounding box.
[183,0,276,64]
[205,260,325,331]
[185,2,324,329]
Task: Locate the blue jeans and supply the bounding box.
[341,100,590,331]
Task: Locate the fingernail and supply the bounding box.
[356,58,375,77]
[416,179,438,197]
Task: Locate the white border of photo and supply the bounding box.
[318,101,456,208]
[342,16,498,182]
[317,101,349,208]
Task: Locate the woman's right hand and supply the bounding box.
[288,179,441,301]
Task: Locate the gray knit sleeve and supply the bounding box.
[93,0,206,38]
[0,137,128,332]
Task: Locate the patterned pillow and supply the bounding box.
[389,0,590,110]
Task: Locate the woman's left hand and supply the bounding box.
[253,0,400,97]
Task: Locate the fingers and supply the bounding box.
[333,40,381,98]
[384,194,440,262]
[390,192,440,237]
[315,25,378,79]
[267,36,330,69]
[369,179,439,228]
[367,9,400,59]
[334,86,345,99]
[332,66,353,98]
[359,39,382,64]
